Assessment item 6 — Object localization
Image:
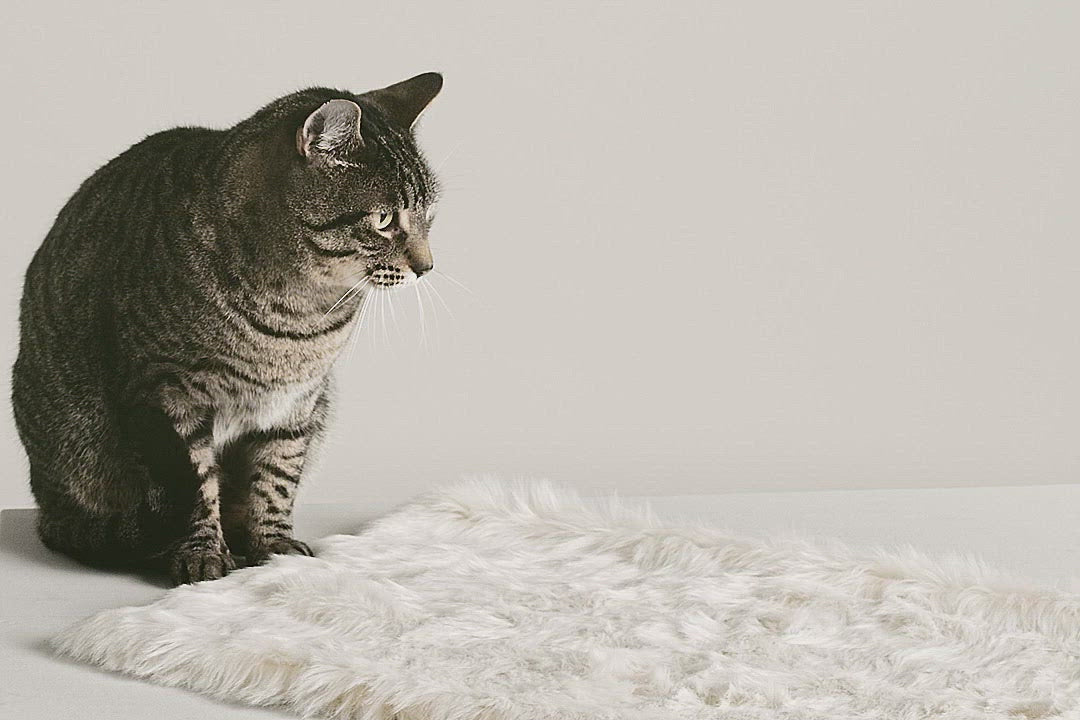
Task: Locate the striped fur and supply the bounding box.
[12,73,443,584]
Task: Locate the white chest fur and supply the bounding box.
[212,380,321,448]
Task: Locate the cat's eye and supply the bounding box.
[373,211,395,230]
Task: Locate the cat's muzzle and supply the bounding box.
[369,265,410,287]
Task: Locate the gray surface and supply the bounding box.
[3,3,1080,510]
[2,485,1078,718]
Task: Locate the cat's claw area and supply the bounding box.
[170,545,238,585]
[246,538,314,567]
[168,539,313,583]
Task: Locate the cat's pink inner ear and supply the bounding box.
[297,99,363,159]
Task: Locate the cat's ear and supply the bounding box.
[365,72,443,130]
[297,99,364,160]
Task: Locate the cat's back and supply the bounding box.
[20,126,222,330]
[50,125,220,238]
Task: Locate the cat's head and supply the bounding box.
[232,73,443,292]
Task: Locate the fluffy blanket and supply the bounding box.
[53,481,1080,719]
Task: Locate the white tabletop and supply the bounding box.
[3,484,1078,719]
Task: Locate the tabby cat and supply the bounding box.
[12,72,443,584]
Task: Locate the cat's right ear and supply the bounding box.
[297,99,364,160]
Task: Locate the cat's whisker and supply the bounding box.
[414,283,427,348]
[431,268,474,296]
[345,286,373,363]
[341,278,370,306]
[371,288,381,350]
[385,285,401,341]
[387,289,397,347]
[348,290,363,339]
[384,289,393,348]
[321,275,369,322]
[335,283,370,326]
[349,286,371,359]
[364,292,375,355]
[379,287,390,349]
[418,278,442,337]
[355,286,376,350]
[374,291,383,352]
[423,277,455,321]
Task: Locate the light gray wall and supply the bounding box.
[1,2,1077,508]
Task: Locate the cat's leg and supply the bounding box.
[233,391,329,565]
[166,414,237,584]
[239,426,316,565]
[15,363,148,518]
[34,478,147,568]
[14,358,158,567]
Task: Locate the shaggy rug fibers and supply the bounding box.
[54,481,1080,719]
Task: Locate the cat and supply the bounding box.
[11,72,443,584]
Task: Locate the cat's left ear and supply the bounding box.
[297,99,363,160]
[365,72,443,130]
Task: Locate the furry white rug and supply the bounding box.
[54,481,1080,719]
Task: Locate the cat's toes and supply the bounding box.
[248,537,314,565]
[170,544,236,585]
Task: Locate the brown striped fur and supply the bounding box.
[12,73,443,584]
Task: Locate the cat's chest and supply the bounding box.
[212,380,321,448]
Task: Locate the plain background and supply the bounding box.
[0,1,1076,509]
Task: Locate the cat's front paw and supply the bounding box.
[170,543,237,585]
[247,537,314,566]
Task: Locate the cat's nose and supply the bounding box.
[407,249,433,277]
